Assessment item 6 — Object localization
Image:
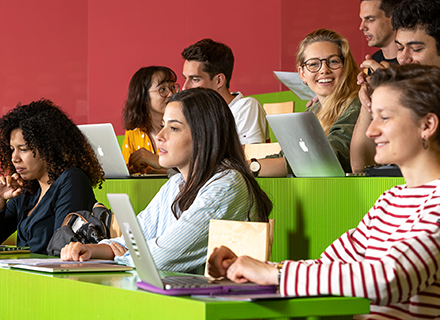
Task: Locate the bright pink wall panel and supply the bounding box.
[87,0,282,134]
[0,0,88,123]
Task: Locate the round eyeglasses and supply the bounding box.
[302,55,344,73]
[150,83,180,98]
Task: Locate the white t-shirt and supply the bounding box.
[229,92,269,144]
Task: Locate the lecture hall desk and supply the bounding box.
[2,177,405,319]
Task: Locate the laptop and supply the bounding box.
[106,193,278,296]
[266,112,345,177]
[77,123,167,179]
[0,245,30,254]
[11,262,133,273]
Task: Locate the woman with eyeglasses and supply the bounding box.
[121,66,180,174]
[257,29,361,176]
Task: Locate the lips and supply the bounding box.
[14,167,25,173]
[317,78,334,84]
[158,148,167,155]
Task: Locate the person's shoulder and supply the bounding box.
[229,92,261,107]
[55,167,90,185]
[371,50,385,63]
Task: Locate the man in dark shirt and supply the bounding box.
[359,0,402,65]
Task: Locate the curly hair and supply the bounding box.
[0,99,105,192]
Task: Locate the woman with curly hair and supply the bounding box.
[0,99,105,254]
[122,66,179,174]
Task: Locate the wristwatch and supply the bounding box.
[249,158,261,177]
[276,262,284,285]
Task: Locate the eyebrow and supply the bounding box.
[162,119,184,125]
[395,40,426,46]
[361,14,376,20]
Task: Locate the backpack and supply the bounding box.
[46,202,121,256]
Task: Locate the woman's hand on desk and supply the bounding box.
[61,242,115,262]
[128,148,161,174]
[207,246,238,278]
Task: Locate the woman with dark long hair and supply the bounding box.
[62,88,272,274]
[122,66,179,174]
[0,99,105,254]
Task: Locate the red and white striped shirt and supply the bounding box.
[281,180,440,319]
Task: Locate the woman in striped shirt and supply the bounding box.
[207,64,440,319]
[61,88,272,273]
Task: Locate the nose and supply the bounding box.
[182,79,190,91]
[11,150,20,163]
[397,48,413,65]
[366,118,379,139]
[156,127,165,142]
[359,20,366,31]
[320,61,331,73]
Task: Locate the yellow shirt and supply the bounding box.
[121,128,158,164]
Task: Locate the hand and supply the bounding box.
[0,173,24,201]
[110,242,128,256]
[305,96,319,109]
[128,148,161,174]
[61,242,93,262]
[207,245,238,278]
[226,255,279,285]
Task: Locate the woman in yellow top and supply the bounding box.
[121,66,179,174]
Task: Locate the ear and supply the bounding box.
[215,73,227,90]
[421,113,439,140]
[298,66,307,84]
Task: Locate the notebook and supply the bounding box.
[266,112,345,177]
[106,193,278,296]
[11,262,133,273]
[77,123,167,179]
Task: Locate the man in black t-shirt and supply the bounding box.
[359,0,402,65]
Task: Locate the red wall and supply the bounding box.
[0,0,376,135]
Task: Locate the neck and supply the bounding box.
[37,174,50,197]
[149,110,163,136]
[219,88,235,105]
[380,36,398,60]
[399,152,440,187]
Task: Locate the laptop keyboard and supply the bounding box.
[162,276,214,289]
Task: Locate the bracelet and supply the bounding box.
[276,262,284,285]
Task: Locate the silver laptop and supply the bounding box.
[11,261,133,273]
[77,123,167,179]
[267,112,345,177]
[106,193,277,296]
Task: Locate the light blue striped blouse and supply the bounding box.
[101,169,257,273]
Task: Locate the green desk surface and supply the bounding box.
[0,265,369,319]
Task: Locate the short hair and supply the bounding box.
[296,29,360,135]
[0,99,105,192]
[370,64,440,150]
[167,88,272,222]
[360,0,404,18]
[181,38,234,89]
[392,0,440,55]
[122,66,177,132]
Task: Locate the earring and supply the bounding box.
[303,81,308,86]
[422,136,428,150]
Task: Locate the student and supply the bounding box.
[0,99,105,254]
[359,0,401,65]
[121,66,179,174]
[352,0,440,173]
[208,64,440,319]
[255,29,361,176]
[181,38,269,145]
[61,88,272,274]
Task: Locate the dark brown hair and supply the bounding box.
[0,99,105,192]
[122,66,177,132]
[168,88,272,222]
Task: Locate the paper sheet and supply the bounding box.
[273,71,316,101]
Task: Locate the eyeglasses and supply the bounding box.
[150,83,180,98]
[302,55,344,73]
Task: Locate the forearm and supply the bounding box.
[86,243,115,260]
[257,158,287,177]
[350,107,376,173]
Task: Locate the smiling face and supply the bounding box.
[396,28,440,67]
[298,41,344,102]
[359,0,395,49]
[156,102,193,180]
[366,86,424,167]
[10,128,48,182]
[182,60,218,91]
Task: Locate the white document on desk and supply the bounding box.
[273,71,316,101]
